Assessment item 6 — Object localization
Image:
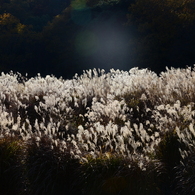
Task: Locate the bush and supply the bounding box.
[0,136,25,195]
[79,153,164,195]
[25,136,81,195]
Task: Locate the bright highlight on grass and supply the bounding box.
[1,66,195,194]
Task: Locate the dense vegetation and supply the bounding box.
[1,0,195,78]
[1,1,195,193]
[1,67,195,194]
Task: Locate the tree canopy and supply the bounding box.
[127,0,195,72]
[0,0,195,78]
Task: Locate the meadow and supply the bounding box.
[1,67,195,195]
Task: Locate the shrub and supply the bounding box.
[0,136,25,195]
[25,136,81,195]
[79,153,164,195]
[174,151,195,195]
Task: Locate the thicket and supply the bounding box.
[1,67,195,194]
[1,0,195,78]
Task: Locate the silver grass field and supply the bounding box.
[1,67,195,195]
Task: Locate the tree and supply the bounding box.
[127,0,195,72]
[0,13,23,33]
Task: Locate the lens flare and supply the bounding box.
[75,30,98,56]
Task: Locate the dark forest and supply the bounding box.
[1,0,195,79]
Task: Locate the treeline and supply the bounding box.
[128,0,195,72]
[0,0,195,78]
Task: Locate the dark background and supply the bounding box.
[0,0,195,79]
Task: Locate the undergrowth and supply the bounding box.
[0,67,195,194]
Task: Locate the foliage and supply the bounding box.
[25,136,81,195]
[0,136,25,195]
[0,67,195,193]
[127,0,195,72]
[174,151,195,195]
[1,0,195,77]
[80,153,163,195]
